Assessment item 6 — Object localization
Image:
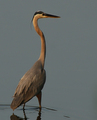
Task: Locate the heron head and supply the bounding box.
[32,11,60,21]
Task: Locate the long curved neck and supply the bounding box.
[33,18,46,68]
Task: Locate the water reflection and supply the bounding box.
[10,110,27,120]
[10,108,41,120]
[36,108,41,120]
[10,113,26,120]
[0,104,57,120]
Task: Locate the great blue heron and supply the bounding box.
[10,11,60,110]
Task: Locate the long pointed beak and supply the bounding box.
[44,13,60,18]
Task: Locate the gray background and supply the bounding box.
[0,0,97,120]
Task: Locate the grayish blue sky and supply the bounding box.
[0,1,97,119]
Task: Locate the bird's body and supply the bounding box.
[11,59,46,110]
[11,11,60,110]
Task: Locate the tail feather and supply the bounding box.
[10,95,24,110]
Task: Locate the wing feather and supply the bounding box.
[11,60,46,110]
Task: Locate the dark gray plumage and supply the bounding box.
[11,60,46,110]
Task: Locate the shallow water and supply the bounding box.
[0,102,97,120]
[0,104,64,120]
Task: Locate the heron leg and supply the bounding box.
[23,103,25,110]
[36,91,42,108]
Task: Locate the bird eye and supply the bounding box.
[42,13,45,16]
